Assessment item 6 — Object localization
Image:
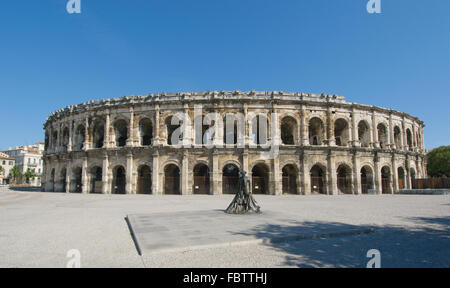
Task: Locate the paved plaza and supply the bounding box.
[0,187,449,268]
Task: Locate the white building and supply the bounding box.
[0,152,15,185]
[2,142,44,186]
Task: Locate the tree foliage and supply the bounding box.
[24,168,37,184]
[427,146,450,177]
[9,166,22,184]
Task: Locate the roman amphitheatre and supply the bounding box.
[42,90,426,196]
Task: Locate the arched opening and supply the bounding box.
[251,115,268,145]
[139,119,153,146]
[112,166,126,194]
[114,119,128,147]
[377,123,388,149]
[50,169,55,192]
[52,131,58,150]
[60,168,67,193]
[282,164,298,194]
[166,116,182,145]
[222,164,239,194]
[309,117,324,146]
[394,126,402,149]
[334,119,349,147]
[92,121,105,149]
[193,164,210,194]
[360,166,374,194]
[223,115,239,145]
[337,164,352,194]
[72,167,83,193]
[381,166,391,194]
[406,129,413,150]
[164,164,180,195]
[74,125,85,151]
[252,164,269,194]
[90,166,103,194]
[310,165,327,194]
[137,165,152,194]
[281,117,297,145]
[397,167,405,190]
[358,121,370,147]
[62,128,69,151]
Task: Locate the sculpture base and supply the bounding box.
[225,193,261,214]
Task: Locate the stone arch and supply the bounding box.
[52,130,58,150]
[393,126,402,149]
[193,163,210,194]
[282,164,299,194]
[222,163,240,195]
[337,164,353,194]
[89,166,103,194]
[49,168,55,192]
[377,123,388,149]
[137,165,152,194]
[251,163,270,194]
[381,166,392,194]
[59,168,67,193]
[360,165,374,194]
[406,128,413,150]
[309,117,325,146]
[112,165,126,194]
[71,167,83,193]
[397,166,406,190]
[91,119,105,149]
[74,124,85,151]
[334,118,350,147]
[139,118,153,146]
[113,119,129,147]
[358,120,371,148]
[164,163,180,195]
[310,164,327,194]
[281,116,297,145]
[62,127,70,151]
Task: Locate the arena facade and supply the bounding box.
[42,91,426,196]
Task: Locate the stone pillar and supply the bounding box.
[372,110,379,148]
[212,151,220,195]
[127,108,134,147]
[182,152,189,195]
[82,156,88,194]
[126,152,133,194]
[353,152,361,194]
[300,106,309,146]
[84,117,90,150]
[105,113,111,148]
[388,113,394,149]
[327,152,337,195]
[374,156,381,195]
[152,151,160,195]
[68,119,73,152]
[273,156,282,195]
[402,118,408,151]
[153,106,161,146]
[301,152,310,195]
[183,104,192,147]
[351,106,359,147]
[102,153,110,194]
[327,106,335,146]
[392,156,398,194]
[244,104,251,147]
[65,161,71,193]
[406,156,412,189]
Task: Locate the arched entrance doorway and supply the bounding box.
[164,164,180,195]
[398,167,405,190]
[112,166,126,194]
[360,166,374,194]
[222,164,239,194]
[282,164,298,194]
[337,164,352,194]
[72,167,82,193]
[381,166,391,194]
[193,164,210,194]
[310,165,326,194]
[252,164,269,194]
[137,165,152,194]
[90,167,102,194]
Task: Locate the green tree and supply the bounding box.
[9,166,22,184]
[0,165,4,175]
[24,168,37,184]
[427,146,450,177]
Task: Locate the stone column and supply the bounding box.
[327,106,335,146]
[82,156,88,194]
[372,110,379,148]
[68,119,73,152]
[126,152,133,194]
[301,152,310,195]
[327,152,337,195]
[244,104,251,147]
[273,156,282,195]
[102,153,110,194]
[212,151,220,195]
[105,112,111,148]
[374,156,381,195]
[351,106,359,147]
[300,105,309,146]
[84,117,90,150]
[65,161,71,193]
[153,106,161,146]
[392,155,398,194]
[182,152,189,195]
[127,108,134,147]
[402,118,408,151]
[406,156,412,189]
[152,151,160,195]
[353,152,361,194]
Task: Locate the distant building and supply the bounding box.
[0,152,15,185]
[2,142,44,186]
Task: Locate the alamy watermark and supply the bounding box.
[66,0,81,14]
[367,0,382,14]
[366,249,381,268]
[67,249,81,268]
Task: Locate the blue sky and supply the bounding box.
[0,0,449,150]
